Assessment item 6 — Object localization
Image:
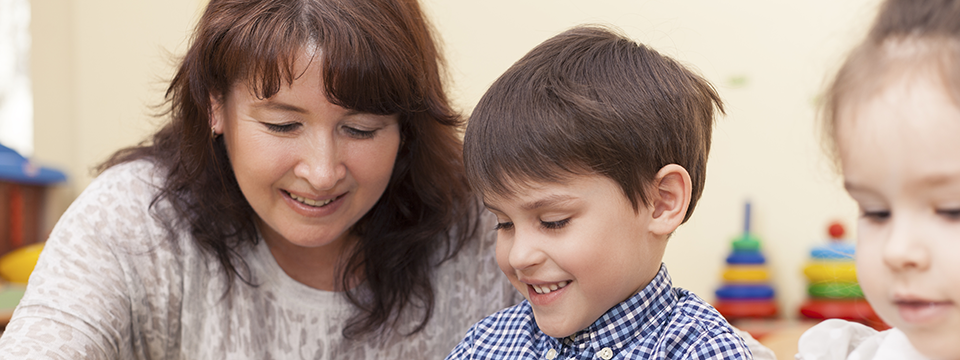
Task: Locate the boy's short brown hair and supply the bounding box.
[464,25,723,222]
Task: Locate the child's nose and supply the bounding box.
[507,231,547,271]
[882,215,930,272]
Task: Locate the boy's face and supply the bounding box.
[839,74,960,359]
[484,173,664,338]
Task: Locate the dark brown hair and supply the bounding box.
[99,0,476,339]
[464,25,722,222]
[822,0,960,164]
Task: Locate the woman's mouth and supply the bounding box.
[286,191,339,207]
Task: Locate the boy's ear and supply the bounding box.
[209,93,224,134]
[647,164,692,236]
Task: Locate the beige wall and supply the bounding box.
[31,1,881,319]
[30,0,204,232]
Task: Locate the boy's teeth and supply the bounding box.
[533,281,569,294]
[289,193,334,207]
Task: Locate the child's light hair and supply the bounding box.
[821,0,960,168]
[463,25,723,223]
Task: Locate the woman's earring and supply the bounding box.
[211,126,218,139]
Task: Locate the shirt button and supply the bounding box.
[546,348,558,360]
[597,347,614,360]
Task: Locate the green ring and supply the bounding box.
[808,282,863,298]
[731,235,761,251]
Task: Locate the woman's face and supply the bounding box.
[212,51,401,253]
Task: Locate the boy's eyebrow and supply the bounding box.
[520,194,576,211]
[483,194,576,213]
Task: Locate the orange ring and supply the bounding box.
[713,300,778,319]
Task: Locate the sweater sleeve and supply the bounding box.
[0,161,181,359]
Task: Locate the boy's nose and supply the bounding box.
[293,136,346,191]
[882,215,930,272]
[507,232,547,271]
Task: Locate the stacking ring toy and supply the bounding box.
[807,282,863,299]
[725,251,766,265]
[731,235,761,252]
[713,300,778,318]
[722,266,769,283]
[799,299,877,321]
[811,243,855,260]
[0,243,45,284]
[715,284,775,300]
[803,262,857,282]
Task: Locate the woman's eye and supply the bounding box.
[264,122,301,133]
[935,208,960,220]
[344,126,377,139]
[494,222,514,231]
[540,218,570,230]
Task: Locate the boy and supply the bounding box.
[447,26,753,359]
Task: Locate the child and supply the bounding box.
[796,0,960,359]
[446,26,755,359]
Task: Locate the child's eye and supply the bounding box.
[540,218,570,230]
[861,210,891,222]
[264,122,301,133]
[935,208,960,220]
[494,222,514,231]
[343,126,377,139]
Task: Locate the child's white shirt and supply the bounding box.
[796,319,929,360]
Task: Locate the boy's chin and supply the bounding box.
[533,312,592,339]
[537,323,579,339]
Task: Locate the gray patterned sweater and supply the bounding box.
[0,160,518,359]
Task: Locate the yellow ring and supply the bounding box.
[804,261,857,282]
[723,266,769,282]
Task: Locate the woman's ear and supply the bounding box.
[647,164,692,236]
[209,93,224,135]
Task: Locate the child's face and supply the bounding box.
[483,173,664,338]
[839,75,960,359]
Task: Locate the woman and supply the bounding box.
[0,0,516,358]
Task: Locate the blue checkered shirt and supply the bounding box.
[446,264,752,359]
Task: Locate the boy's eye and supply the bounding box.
[540,218,570,230]
[935,208,960,220]
[264,122,301,133]
[494,222,514,231]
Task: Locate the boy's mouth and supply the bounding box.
[531,281,570,295]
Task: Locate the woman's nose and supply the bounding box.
[293,135,346,191]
